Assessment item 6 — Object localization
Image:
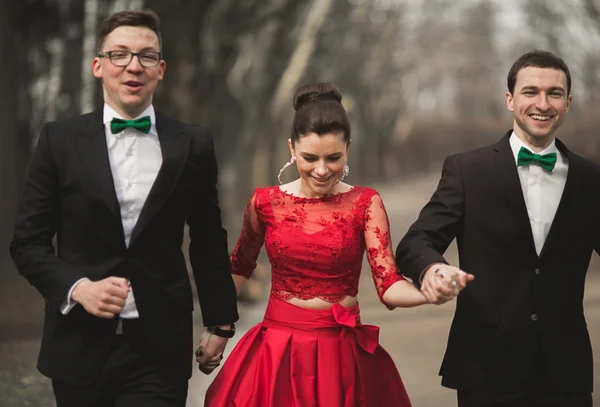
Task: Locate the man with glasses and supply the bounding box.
[10,10,238,407]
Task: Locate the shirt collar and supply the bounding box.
[103,103,156,125]
[509,131,557,164]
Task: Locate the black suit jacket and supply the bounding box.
[10,108,239,385]
[396,131,600,393]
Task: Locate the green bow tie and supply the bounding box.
[110,116,151,134]
[517,147,557,172]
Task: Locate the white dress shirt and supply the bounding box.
[509,132,568,255]
[60,104,162,318]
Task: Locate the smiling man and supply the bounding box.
[396,50,600,406]
[10,10,238,407]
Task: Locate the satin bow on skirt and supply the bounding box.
[204,297,412,407]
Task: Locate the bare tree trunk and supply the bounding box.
[583,0,600,25]
[158,0,206,123]
[268,0,334,118]
[265,0,334,186]
[111,0,144,14]
[0,0,20,258]
[216,0,295,209]
[0,0,38,338]
[80,0,99,114]
[45,38,65,123]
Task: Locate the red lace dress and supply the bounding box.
[205,186,412,407]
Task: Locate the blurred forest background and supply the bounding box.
[1,0,600,338]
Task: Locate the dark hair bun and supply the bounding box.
[293,83,342,111]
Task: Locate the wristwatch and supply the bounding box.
[207,324,236,338]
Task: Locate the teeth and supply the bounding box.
[531,114,551,121]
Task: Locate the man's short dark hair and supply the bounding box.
[507,50,571,95]
[97,10,162,52]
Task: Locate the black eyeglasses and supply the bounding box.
[97,50,162,67]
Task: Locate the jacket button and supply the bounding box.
[534,268,540,275]
[531,314,538,321]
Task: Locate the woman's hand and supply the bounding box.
[195,328,229,375]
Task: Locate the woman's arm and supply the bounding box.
[364,191,429,308]
[230,190,266,296]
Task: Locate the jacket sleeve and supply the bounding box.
[9,123,84,305]
[395,155,464,287]
[187,129,239,327]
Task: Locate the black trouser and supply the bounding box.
[458,389,592,407]
[52,319,188,407]
[457,346,592,407]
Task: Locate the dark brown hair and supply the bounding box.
[507,50,571,95]
[291,83,351,145]
[97,10,162,52]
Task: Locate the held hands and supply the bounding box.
[421,264,474,305]
[71,277,129,318]
[195,328,230,375]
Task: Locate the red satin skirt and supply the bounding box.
[204,297,412,407]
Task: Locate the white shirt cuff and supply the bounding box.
[59,278,89,315]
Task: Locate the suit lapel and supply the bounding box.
[77,108,122,222]
[129,113,189,246]
[492,131,538,256]
[538,139,583,258]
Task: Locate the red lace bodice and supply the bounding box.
[230,186,404,306]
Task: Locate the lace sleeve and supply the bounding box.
[230,190,265,278]
[364,191,405,306]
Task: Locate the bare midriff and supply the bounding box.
[286,295,357,310]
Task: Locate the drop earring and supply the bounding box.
[277,157,295,185]
[340,160,349,181]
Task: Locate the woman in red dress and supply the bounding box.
[203,83,443,407]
